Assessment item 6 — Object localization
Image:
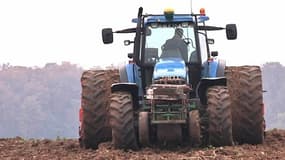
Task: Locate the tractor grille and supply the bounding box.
[154,76,186,85]
[145,84,191,100]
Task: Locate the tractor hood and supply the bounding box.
[153,58,187,81]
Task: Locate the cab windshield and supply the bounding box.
[144,22,196,63]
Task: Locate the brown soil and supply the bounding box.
[1,129,285,160]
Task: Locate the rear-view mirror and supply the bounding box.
[102,28,113,44]
[226,24,237,40]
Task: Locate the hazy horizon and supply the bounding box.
[1,60,284,70]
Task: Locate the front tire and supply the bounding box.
[139,112,150,147]
[188,110,201,147]
[109,91,138,150]
[207,86,233,147]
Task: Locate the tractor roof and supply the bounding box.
[132,14,209,25]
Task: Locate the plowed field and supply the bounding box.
[1,129,285,160]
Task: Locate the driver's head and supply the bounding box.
[175,28,183,38]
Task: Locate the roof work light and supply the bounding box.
[200,8,206,16]
[164,8,174,20]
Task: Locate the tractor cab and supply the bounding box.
[142,9,205,65]
[140,9,206,90]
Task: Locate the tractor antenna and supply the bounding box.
[190,0,193,14]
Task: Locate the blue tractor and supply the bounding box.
[79,7,265,150]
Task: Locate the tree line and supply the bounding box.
[262,62,285,129]
[0,62,83,139]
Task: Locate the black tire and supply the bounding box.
[80,69,119,149]
[188,110,201,147]
[226,66,264,144]
[199,104,209,146]
[207,86,233,147]
[139,112,150,147]
[109,91,138,150]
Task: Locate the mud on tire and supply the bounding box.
[207,86,233,147]
[226,66,264,144]
[188,110,201,147]
[109,91,138,150]
[80,69,119,149]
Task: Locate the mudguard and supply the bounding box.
[112,63,142,108]
[111,83,139,109]
[197,77,227,105]
[118,63,142,95]
[192,59,227,105]
[202,59,226,78]
[119,63,141,83]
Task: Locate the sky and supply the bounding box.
[0,0,284,69]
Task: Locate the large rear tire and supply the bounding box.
[80,69,119,149]
[207,86,233,147]
[109,91,138,150]
[226,66,264,144]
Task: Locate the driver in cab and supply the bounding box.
[161,28,188,62]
